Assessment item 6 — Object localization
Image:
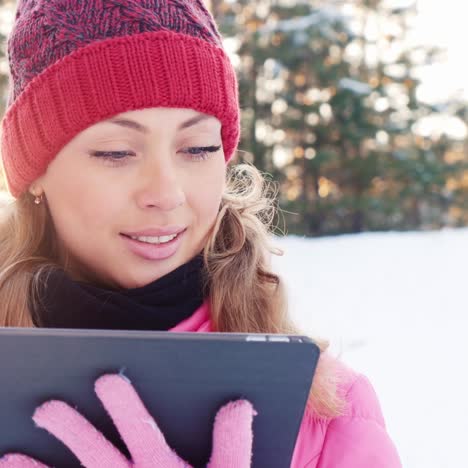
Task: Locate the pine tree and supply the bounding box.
[213,0,468,235]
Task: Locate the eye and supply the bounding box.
[90,150,135,160]
[89,150,136,166]
[182,145,222,161]
[89,145,222,165]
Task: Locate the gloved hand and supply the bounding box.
[0,373,256,468]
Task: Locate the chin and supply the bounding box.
[117,266,174,289]
[111,248,196,289]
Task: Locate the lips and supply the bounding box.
[120,227,187,261]
[121,226,187,238]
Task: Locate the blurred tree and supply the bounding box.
[0,0,15,192]
[1,0,467,230]
[0,0,11,112]
[213,0,468,235]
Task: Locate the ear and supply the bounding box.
[28,176,45,197]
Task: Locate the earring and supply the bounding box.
[34,194,43,205]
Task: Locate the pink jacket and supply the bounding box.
[172,301,402,468]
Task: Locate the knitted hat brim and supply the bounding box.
[1,29,240,197]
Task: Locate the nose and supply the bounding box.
[134,154,186,211]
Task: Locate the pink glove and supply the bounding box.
[0,373,256,468]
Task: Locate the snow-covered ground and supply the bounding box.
[272,229,468,468]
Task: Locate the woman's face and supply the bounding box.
[32,107,226,288]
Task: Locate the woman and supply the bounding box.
[0,1,401,467]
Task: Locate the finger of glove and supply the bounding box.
[95,374,189,467]
[208,400,256,468]
[0,454,50,468]
[33,400,130,468]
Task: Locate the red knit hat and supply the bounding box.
[1,0,240,197]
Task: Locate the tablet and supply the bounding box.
[0,328,320,467]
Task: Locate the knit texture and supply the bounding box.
[1,0,240,197]
[0,373,255,467]
[31,253,206,330]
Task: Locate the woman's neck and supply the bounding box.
[32,254,207,331]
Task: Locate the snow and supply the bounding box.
[259,12,325,34]
[258,6,353,40]
[272,229,468,468]
[339,77,373,95]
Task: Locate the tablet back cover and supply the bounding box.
[0,329,319,467]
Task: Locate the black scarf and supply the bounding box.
[31,254,207,331]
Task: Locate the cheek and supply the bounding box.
[193,188,221,226]
[188,163,225,227]
[42,159,125,244]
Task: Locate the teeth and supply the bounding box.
[130,233,178,244]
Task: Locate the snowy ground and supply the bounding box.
[272,229,468,468]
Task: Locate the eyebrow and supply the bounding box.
[107,114,216,134]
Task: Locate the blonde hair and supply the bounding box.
[0,163,345,419]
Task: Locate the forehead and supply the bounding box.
[74,108,221,141]
[106,108,219,130]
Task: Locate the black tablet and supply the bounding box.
[0,328,320,467]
